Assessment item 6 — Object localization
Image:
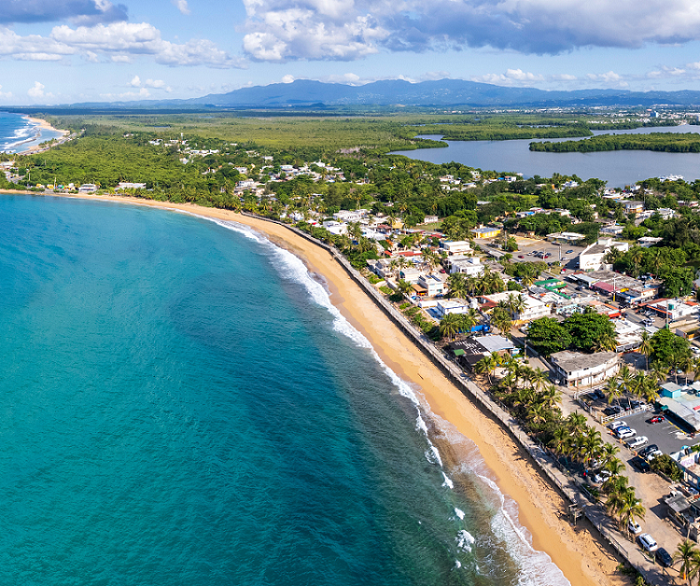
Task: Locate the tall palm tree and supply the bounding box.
[606,379,624,410]
[491,307,513,338]
[619,490,646,533]
[600,443,620,467]
[566,413,588,438]
[475,353,500,385]
[539,385,562,411]
[447,273,468,300]
[528,368,549,392]
[439,313,462,342]
[674,540,700,586]
[638,331,652,371]
[605,483,631,520]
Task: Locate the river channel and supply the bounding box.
[390,125,700,187]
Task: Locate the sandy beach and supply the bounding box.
[15,117,70,155]
[19,193,628,586]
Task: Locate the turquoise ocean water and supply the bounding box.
[0,195,568,586]
[0,112,63,152]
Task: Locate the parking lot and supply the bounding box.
[606,409,700,459]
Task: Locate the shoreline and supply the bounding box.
[11,192,627,586]
[15,116,69,155]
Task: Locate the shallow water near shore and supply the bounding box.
[0,112,63,152]
[0,195,567,585]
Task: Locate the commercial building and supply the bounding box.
[479,292,551,323]
[440,240,472,255]
[578,238,629,271]
[549,351,620,389]
[546,232,586,245]
[470,226,501,239]
[450,335,516,368]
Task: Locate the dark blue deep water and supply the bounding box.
[0,195,567,586]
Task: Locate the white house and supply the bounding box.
[450,256,484,277]
[436,299,471,318]
[322,221,348,236]
[480,292,551,322]
[549,351,620,389]
[417,274,446,297]
[78,183,97,193]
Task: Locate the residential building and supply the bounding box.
[623,201,644,214]
[450,256,484,277]
[436,299,471,318]
[646,300,698,322]
[546,232,586,244]
[549,351,620,389]
[449,335,516,368]
[638,236,663,248]
[479,292,551,322]
[78,184,97,193]
[600,224,624,237]
[416,274,446,297]
[440,240,472,255]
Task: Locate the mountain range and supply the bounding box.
[25,79,700,111]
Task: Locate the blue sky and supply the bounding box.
[4,0,700,104]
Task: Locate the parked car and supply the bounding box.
[518,255,524,259]
[630,457,651,473]
[638,533,658,553]
[627,436,648,449]
[655,548,673,567]
[566,249,574,254]
[648,416,665,424]
[592,389,606,400]
[615,427,636,440]
[608,420,628,430]
[640,444,659,458]
[646,449,663,461]
[627,519,642,535]
[604,406,624,416]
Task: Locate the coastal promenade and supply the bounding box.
[247,213,674,586]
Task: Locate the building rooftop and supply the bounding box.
[475,335,515,353]
[550,351,618,372]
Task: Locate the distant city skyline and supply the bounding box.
[4,0,700,105]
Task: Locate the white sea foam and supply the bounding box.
[456,530,475,553]
[454,507,465,520]
[442,472,454,489]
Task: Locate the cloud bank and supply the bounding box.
[242,0,700,60]
[1,0,128,25]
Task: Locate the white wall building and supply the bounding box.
[550,351,620,389]
[436,299,471,318]
[440,240,472,255]
[450,256,484,277]
[417,274,447,297]
[481,292,551,322]
[578,238,629,271]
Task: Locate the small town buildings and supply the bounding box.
[116,182,147,190]
[449,256,484,277]
[420,215,439,225]
[638,236,663,248]
[322,220,348,236]
[578,238,629,271]
[470,226,501,239]
[415,274,446,297]
[623,201,645,214]
[78,183,97,193]
[440,240,472,255]
[399,267,424,284]
[549,351,620,389]
[646,300,698,322]
[547,232,586,245]
[436,299,471,318]
[479,292,551,323]
[450,335,516,368]
[600,224,624,237]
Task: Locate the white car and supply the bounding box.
[628,519,642,535]
[646,449,663,461]
[627,436,648,449]
[638,533,658,553]
[616,427,637,440]
[608,420,628,430]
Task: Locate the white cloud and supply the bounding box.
[173,0,191,15]
[129,75,141,87]
[471,69,544,86]
[550,74,577,81]
[0,0,128,25]
[0,85,12,99]
[586,71,622,83]
[281,74,295,83]
[240,0,700,60]
[28,81,48,99]
[0,21,244,68]
[129,76,167,89]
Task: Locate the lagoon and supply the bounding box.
[391,125,700,187]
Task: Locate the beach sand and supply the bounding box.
[25,194,629,586]
[17,117,70,155]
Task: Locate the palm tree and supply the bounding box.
[639,331,652,371]
[566,413,588,438]
[606,379,624,410]
[527,402,549,427]
[528,368,549,392]
[447,273,468,300]
[439,313,462,342]
[603,457,625,478]
[475,353,500,385]
[491,307,513,338]
[600,443,620,467]
[619,490,646,533]
[397,279,414,299]
[539,384,562,411]
[674,540,700,586]
[605,483,631,520]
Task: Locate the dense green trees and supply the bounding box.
[530,133,700,153]
[650,328,692,369]
[527,308,617,356]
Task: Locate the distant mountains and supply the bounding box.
[26,79,700,111]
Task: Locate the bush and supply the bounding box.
[650,454,683,481]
